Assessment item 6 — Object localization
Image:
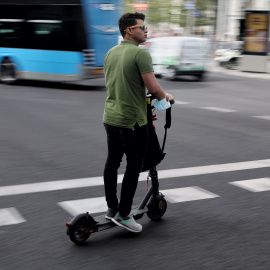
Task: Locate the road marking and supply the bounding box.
[0,176,107,197]
[157,159,270,179]
[230,178,270,192]
[201,107,237,113]
[0,208,26,226]
[58,197,107,216]
[252,116,270,121]
[175,100,190,105]
[59,187,219,215]
[1,159,270,196]
[161,187,219,203]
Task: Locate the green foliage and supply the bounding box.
[192,0,216,26]
[147,1,172,24]
[122,0,135,13]
[121,0,216,27]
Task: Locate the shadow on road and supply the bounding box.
[7,79,106,91]
[160,72,243,83]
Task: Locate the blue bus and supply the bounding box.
[0,0,120,83]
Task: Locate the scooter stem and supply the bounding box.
[138,167,159,210]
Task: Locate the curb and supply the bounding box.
[208,60,270,81]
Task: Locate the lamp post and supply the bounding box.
[184,1,196,36]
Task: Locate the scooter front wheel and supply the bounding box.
[67,216,93,244]
[147,198,167,220]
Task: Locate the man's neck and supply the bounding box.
[124,36,139,46]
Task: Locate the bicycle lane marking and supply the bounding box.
[1,159,270,197]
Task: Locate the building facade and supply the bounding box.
[216,0,270,41]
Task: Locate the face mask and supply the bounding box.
[153,98,171,111]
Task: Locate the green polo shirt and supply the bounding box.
[103,40,154,129]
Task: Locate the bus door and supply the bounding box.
[82,0,120,67]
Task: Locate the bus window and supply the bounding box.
[0,1,119,83]
[27,20,64,50]
[0,20,25,48]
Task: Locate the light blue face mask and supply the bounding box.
[153,98,171,111]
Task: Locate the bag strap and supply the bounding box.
[161,107,172,151]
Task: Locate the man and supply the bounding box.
[103,12,174,233]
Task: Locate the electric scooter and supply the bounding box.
[66,95,174,245]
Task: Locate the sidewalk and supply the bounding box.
[208,59,270,80]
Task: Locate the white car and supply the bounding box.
[214,41,243,69]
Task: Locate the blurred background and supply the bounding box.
[125,0,270,73]
[2,1,270,270]
[1,0,270,84]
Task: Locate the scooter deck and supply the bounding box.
[94,207,149,232]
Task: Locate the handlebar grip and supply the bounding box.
[170,100,175,105]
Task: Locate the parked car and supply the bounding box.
[214,41,243,69]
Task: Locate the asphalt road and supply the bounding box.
[1,71,270,270]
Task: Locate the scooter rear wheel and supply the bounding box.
[67,216,93,244]
[147,198,167,220]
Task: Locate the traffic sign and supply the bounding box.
[183,1,195,10]
[191,9,201,17]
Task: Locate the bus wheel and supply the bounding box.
[226,58,238,70]
[0,58,17,84]
[196,73,205,81]
[162,70,177,81]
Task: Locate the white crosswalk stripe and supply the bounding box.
[200,107,237,113]
[161,187,219,203]
[2,159,270,226]
[252,115,270,121]
[230,178,270,192]
[58,187,219,216]
[1,159,270,196]
[175,100,190,105]
[58,197,107,216]
[0,208,26,226]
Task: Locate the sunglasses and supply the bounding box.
[126,25,147,32]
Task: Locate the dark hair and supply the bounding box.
[118,12,145,38]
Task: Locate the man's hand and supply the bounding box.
[165,93,174,102]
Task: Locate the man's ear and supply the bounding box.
[125,28,132,35]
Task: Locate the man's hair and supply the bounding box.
[118,12,145,38]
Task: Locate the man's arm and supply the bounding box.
[141,72,174,101]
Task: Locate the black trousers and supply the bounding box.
[103,123,148,217]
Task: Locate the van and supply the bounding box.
[148,36,210,80]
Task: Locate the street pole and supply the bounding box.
[184,0,196,36]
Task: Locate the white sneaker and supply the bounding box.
[111,212,142,233]
[105,208,118,220]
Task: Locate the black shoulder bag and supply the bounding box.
[141,97,172,172]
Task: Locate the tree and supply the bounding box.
[122,0,135,13]
[122,0,172,25]
[121,0,217,28]
[147,0,172,25]
[193,0,216,27]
